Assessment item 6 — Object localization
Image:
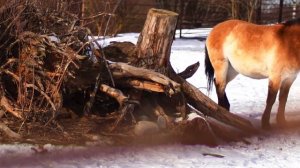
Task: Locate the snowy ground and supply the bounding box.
[1,29,300,168]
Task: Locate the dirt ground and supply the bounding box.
[0,110,133,146]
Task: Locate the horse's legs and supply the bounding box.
[213,61,237,111]
[214,79,230,110]
[276,77,296,126]
[261,79,280,129]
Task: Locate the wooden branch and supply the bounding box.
[99,84,128,106]
[188,106,247,142]
[177,62,200,79]
[118,79,165,93]
[0,96,23,119]
[111,90,142,131]
[183,80,256,133]
[110,62,181,95]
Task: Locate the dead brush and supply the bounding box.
[0,0,93,138]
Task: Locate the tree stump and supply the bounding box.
[135,8,178,70]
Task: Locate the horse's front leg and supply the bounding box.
[276,77,296,127]
[262,79,280,129]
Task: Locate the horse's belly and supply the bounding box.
[223,35,270,79]
[228,57,268,79]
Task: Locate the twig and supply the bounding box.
[1,96,23,119]
[2,70,58,111]
[89,34,115,87]
[110,103,135,132]
[83,73,101,115]
[202,153,225,158]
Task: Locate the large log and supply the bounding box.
[169,67,257,134]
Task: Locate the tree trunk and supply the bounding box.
[135,8,178,68]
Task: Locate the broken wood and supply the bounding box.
[99,84,128,106]
[111,90,141,131]
[177,62,200,79]
[118,79,165,93]
[110,62,180,95]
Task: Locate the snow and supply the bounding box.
[2,28,300,168]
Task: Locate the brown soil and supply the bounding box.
[0,110,133,146]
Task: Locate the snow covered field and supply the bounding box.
[1,29,300,168]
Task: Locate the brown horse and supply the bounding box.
[205,19,300,128]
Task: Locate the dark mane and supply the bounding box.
[282,18,300,26]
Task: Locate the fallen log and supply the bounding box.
[169,66,257,134]
[188,106,249,142]
[118,79,165,93]
[110,62,180,95]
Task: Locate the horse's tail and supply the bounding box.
[204,45,214,92]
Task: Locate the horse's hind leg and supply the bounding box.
[214,79,230,110]
[276,76,296,126]
[214,61,237,110]
[262,79,280,129]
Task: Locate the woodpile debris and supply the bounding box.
[0,1,257,146]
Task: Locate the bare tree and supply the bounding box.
[247,0,260,22]
[230,0,261,22]
[231,0,240,19]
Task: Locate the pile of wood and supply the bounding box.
[0,1,257,145]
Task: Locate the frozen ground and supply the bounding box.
[1,29,300,168]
